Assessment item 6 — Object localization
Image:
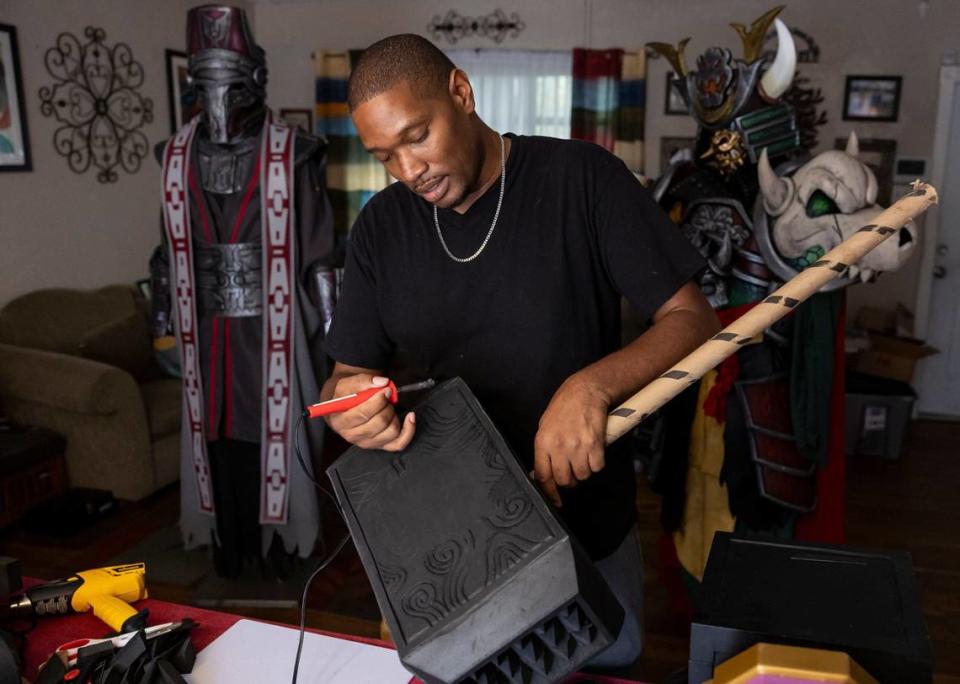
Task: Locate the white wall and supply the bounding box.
[254,0,960,324]
[2,0,956,322]
[0,0,248,306]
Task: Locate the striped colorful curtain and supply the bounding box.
[313,50,391,238]
[616,50,645,172]
[571,48,646,172]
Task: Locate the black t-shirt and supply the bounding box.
[326,134,705,559]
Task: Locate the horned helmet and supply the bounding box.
[649,6,799,171]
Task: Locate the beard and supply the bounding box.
[444,138,488,211]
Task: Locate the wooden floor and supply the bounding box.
[844,420,960,684]
[2,420,958,682]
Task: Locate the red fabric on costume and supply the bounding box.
[224,318,235,437]
[228,148,262,244]
[795,295,847,543]
[187,166,213,243]
[207,316,221,435]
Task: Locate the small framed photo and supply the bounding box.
[165,49,199,133]
[664,71,688,116]
[843,76,902,122]
[280,108,313,133]
[0,23,31,172]
[660,136,695,172]
[835,137,896,205]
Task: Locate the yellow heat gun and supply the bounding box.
[6,562,149,633]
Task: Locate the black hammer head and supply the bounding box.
[326,378,623,684]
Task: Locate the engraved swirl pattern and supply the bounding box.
[337,383,557,641]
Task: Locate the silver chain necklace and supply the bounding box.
[433,134,505,263]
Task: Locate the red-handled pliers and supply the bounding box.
[304,379,435,419]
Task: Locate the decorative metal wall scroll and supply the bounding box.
[428,9,525,45]
[38,27,153,183]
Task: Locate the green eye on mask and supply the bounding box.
[805,190,839,218]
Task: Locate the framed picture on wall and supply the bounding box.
[660,136,695,172]
[280,108,313,133]
[0,23,31,172]
[165,49,199,132]
[664,71,688,116]
[842,76,902,122]
[835,137,896,205]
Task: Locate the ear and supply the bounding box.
[449,68,476,115]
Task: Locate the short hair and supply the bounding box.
[348,34,456,111]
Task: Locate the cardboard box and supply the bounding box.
[856,303,915,338]
[853,333,938,384]
[856,306,897,335]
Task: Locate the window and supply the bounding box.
[445,49,572,138]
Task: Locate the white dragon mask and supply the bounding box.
[757,132,917,283]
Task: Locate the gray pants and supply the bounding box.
[588,525,645,668]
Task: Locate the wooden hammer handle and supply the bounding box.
[604,181,939,445]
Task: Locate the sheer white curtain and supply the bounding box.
[445,49,572,138]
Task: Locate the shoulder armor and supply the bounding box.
[294,130,327,167]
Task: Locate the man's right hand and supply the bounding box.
[324,374,417,451]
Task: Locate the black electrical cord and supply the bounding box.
[291,412,351,684]
[291,530,350,684]
[294,412,340,504]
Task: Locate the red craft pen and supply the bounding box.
[303,379,436,419]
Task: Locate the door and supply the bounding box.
[916,62,960,417]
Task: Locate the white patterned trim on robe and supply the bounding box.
[161,116,214,515]
[260,111,296,525]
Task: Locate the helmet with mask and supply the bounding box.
[649,6,801,309]
[649,6,798,172]
[186,5,267,145]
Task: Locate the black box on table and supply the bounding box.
[689,532,932,683]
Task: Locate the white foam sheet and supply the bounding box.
[184,619,413,683]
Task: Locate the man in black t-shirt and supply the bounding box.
[322,35,718,667]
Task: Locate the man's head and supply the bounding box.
[186,5,267,144]
[349,34,486,210]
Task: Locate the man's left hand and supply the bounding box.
[533,376,610,507]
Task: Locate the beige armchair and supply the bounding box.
[0,285,180,501]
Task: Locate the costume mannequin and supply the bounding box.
[152,5,335,577]
[647,7,911,591]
